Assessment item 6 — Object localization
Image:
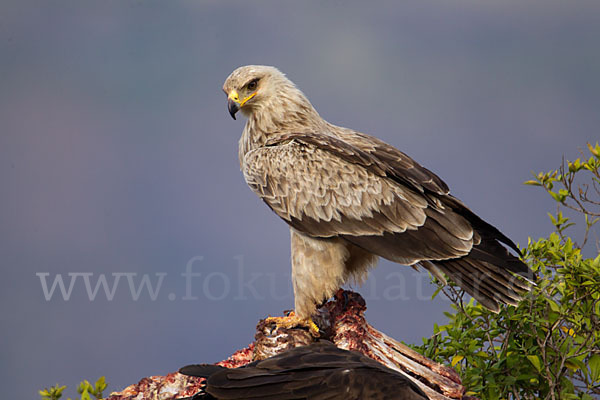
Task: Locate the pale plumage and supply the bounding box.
[223,65,531,317]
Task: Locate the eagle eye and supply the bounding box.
[247,79,259,91]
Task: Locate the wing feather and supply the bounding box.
[244,140,430,238]
[270,131,449,195]
[181,342,427,400]
[243,136,476,264]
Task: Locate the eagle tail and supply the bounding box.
[421,247,532,312]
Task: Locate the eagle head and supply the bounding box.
[222,65,297,120]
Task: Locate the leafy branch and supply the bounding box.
[39,377,107,400]
[414,143,600,399]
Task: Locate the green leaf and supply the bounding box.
[564,358,583,371]
[589,354,600,383]
[526,355,542,372]
[547,298,560,313]
[523,179,541,186]
[94,376,107,396]
[592,254,600,269]
[549,191,565,203]
[588,142,600,158]
[451,354,464,367]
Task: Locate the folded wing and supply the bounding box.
[243,132,531,310]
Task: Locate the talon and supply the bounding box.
[265,312,320,337]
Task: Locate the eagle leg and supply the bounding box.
[290,229,351,318]
[264,312,321,337]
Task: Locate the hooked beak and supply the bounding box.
[227,90,241,120]
[226,89,257,120]
[228,98,240,120]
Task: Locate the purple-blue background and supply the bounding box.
[2,1,599,398]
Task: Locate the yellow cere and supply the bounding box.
[227,90,240,102]
[228,89,256,107]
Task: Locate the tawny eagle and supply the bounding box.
[222,65,531,322]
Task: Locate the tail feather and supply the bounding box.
[421,195,534,311]
[468,240,530,276]
[459,255,531,292]
[445,259,522,303]
[443,195,522,255]
[427,255,531,312]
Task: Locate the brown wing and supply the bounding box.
[269,131,449,196]
[243,135,475,265]
[179,342,428,400]
[244,132,532,311]
[320,128,450,195]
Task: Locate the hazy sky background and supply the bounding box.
[2,1,599,398]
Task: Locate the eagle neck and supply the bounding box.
[238,89,325,166]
